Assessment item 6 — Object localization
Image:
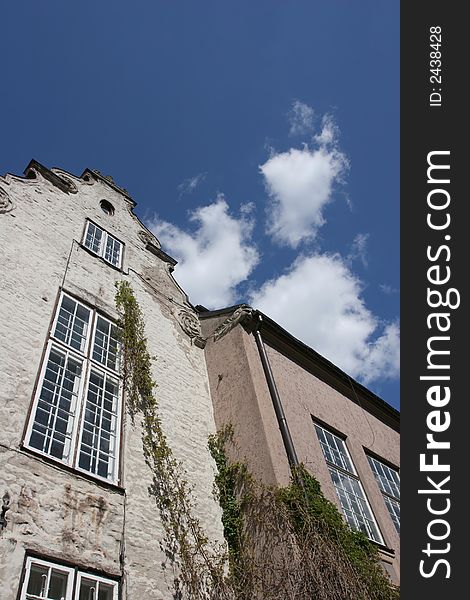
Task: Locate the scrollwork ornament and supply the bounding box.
[0,188,14,214]
[178,309,202,339]
[56,173,78,194]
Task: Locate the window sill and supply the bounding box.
[371,540,396,558]
[20,445,125,495]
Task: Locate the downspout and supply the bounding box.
[253,313,300,469]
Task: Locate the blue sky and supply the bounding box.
[1,1,399,409]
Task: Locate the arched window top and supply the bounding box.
[100,199,115,216]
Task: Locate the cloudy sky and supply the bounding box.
[1,1,399,408]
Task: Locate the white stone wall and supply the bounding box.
[0,166,224,598]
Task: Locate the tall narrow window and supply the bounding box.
[92,316,120,372]
[25,292,122,484]
[368,455,400,533]
[83,221,123,268]
[314,423,383,543]
[19,557,118,600]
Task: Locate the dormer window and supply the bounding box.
[83,221,123,268]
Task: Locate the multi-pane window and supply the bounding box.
[83,221,123,268]
[368,455,400,533]
[19,556,118,600]
[92,317,120,371]
[314,423,383,544]
[25,292,121,484]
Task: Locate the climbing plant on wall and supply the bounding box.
[115,281,229,599]
[116,281,399,599]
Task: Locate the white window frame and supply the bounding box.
[19,557,74,600]
[314,423,384,544]
[75,365,121,482]
[83,220,123,269]
[74,571,119,600]
[367,455,400,533]
[25,292,122,485]
[19,557,118,600]
[90,314,120,374]
[25,342,87,467]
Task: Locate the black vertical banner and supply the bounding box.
[401,4,467,598]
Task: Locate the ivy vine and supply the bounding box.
[208,427,400,600]
[115,281,399,599]
[115,281,228,599]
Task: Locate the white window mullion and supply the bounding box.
[94,375,106,477]
[100,230,108,260]
[91,375,105,474]
[22,560,33,599]
[44,352,67,457]
[44,567,52,599]
[70,359,91,473]
[112,378,122,482]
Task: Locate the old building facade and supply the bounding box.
[199,306,400,583]
[0,161,224,599]
[1,160,399,597]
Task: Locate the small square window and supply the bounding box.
[83,221,123,268]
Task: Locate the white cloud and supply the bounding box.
[314,113,340,147]
[250,253,399,384]
[380,283,399,295]
[348,233,369,268]
[260,144,348,248]
[177,172,207,198]
[240,201,256,215]
[288,100,315,136]
[260,112,349,249]
[148,196,259,308]
[362,322,400,384]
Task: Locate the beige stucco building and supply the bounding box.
[199,305,400,583]
[0,160,399,598]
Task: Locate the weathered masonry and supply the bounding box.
[0,160,400,597]
[0,161,224,599]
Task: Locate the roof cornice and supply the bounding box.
[80,168,136,206]
[199,305,400,431]
[24,159,76,194]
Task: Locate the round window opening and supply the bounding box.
[100,200,115,216]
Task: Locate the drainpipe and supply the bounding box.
[253,314,300,469]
